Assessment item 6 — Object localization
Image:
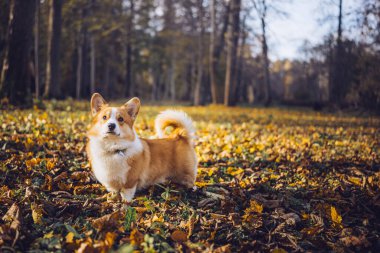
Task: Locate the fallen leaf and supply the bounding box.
[31,203,44,225]
[272,248,287,253]
[152,215,164,223]
[2,203,21,230]
[92,211,123,231]
[246,200,263,214]
[130,228,144,245]
[171,230,187,242]
[104,232,117,247]
[226,167,244,176]
[44,231,54,239]
[331,206,343,226]
[43,174,53,191]
[66,232,75,243]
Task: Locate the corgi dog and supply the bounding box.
[86,93,198,202]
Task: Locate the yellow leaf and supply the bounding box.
[239,178,250,188]
[25,158,41,170]
[207,167,218,177]
[348,176,361,186]
[272,248,287,253]
[270,174,280,180]
[130,228,144,245]
[243,200,263,217]
[104,232,116,247]
[331,206,342,225]
[65,232,75,243]
[235,146,243,154]
[301,137,310,146]
[31,203,43,225]
[251,200,263,214]
[152,215,164,223]
[195,181,212,187]
[301,212,309,220]
[226,167,244,176]
[256,143,265,151]
[25,138,34,150]
[46,160,55,171]
[44,231,54,239]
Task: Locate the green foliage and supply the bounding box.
[124,206,136,231]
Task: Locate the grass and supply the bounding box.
[0,100,379,252]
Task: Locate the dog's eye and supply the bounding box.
[118,117,124,122]
[102,115,107,120]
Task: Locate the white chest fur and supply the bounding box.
[88,136,143,192]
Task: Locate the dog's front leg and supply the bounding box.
[121,184,137,202]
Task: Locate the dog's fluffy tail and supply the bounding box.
[155,110,195,141]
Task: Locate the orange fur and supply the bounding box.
[86,93,197,201]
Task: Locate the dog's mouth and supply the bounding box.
[105,131,120,136]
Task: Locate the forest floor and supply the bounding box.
[0,100,379,252]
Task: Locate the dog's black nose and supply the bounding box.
[108,123,116,131]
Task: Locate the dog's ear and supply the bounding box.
[91,93,106,116]
[124,97,140,121]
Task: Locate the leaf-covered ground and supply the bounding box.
[1,101,379,252]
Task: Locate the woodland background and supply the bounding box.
[0,0,379,109]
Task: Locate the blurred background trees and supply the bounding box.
[0,0,379,110]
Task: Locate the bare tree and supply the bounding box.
[236,15,247,103]
[331,0,344,105]
[0,0,36,107]
[210,1,231,104]
[253,0,271,106]
[34,0,40,99]
[125,0,134,97]
[89,0,96,95]
[44,0,62,98]
[209,0,218,104]
[76,33,83,100]
[194,0,205,105]
[224,0,241,106]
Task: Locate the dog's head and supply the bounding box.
[88,93,140,141]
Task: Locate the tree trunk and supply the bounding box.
[44,0,62,98]
[331,0,344,105]
[190,53,197,102]
[216,2,230,61]
[151,68,158,101]
[90,35,95,94]
[261,12,271,106]
[194,0,204,105]
[76,39,83,100]
[0,0,36,107]
[224,0,241,106]
[104,59,110,97]
[236,16,247,103]
[34,0,39,99]
[169,58,175,101]
[211,2,230,103]
[125,0,134,97]
[209,0,218,104]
